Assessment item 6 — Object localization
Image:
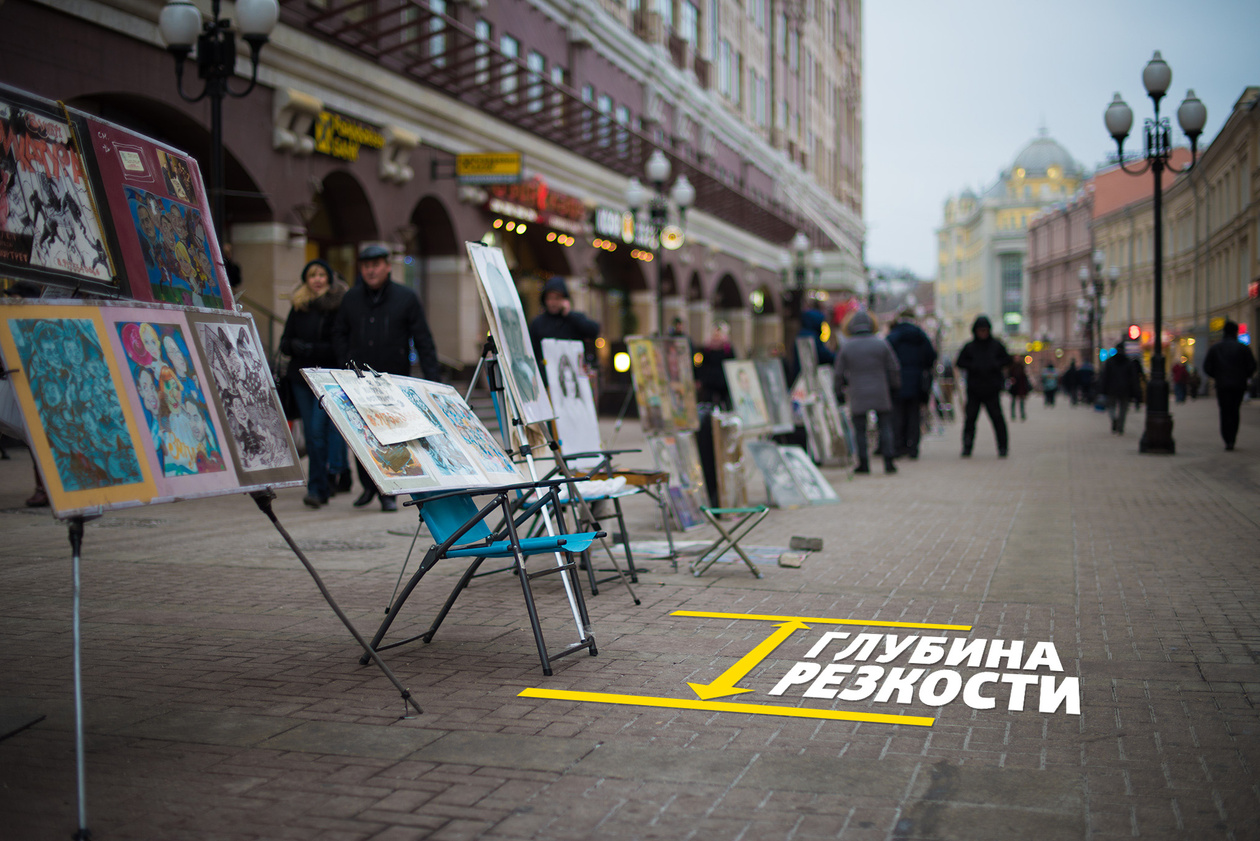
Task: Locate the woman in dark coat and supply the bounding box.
[280,258,348,507]
[1007,358,1031,421]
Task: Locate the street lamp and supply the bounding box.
[625,149,694,335]
[1077,249,1119,369]
[159,0,279,243]
[1103,50,1206,454]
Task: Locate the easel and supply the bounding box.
[67,514,98,841]
[463,336,640,605]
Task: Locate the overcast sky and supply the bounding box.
[862,0,1260,278]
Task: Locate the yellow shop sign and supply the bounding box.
[312,111,386,162]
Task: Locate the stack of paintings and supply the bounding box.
[745,441,839,508]
[794,337,850,465]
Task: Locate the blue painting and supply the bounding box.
[396,382,478,476]
[123,185,223,309]
[11,317,142,490]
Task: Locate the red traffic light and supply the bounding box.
[1127,324,1141,341]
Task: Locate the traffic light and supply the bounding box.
[1127,324,1141,341]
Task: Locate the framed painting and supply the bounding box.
[778,445,839,504]
[69,110,233,308]
[542,338,602,470]
[723,358,771,432]
[465,242,553,425]
[745,440,810,509]
[626,336,668,434]
[0,84,119,296]
[660,336,699,431]
[0,300,157,517]
[185,311,302,485]
[755,357,794,433]
[711,409,748,510]
[816,364,852,465]
[422,381,521,485]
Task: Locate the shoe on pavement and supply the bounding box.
[998,450,1008,458]
[379,496,398,512]
[352,488,377,508]
[302,494,323,509]
[884,461,897,474]
[25,489,49,508]
[335,470,353,493]
[853,462,870,474]
[960,449,972,458]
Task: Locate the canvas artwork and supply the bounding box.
[0,85,117,294]
[755,357,794,433]
[745,440,811,509]
[816,363,852,462]
[465,242,553,425]
[647,432,705,529]
[627,336,668,433]
[723,359,770,431]
[392,378,484,480]
[711,410,748,509]
[778,445,839,504]
[0,302,160,517]
[660,337,699,431]
[70,110,233,308]
[542,338,602,470]
[330,369,440,445]
[425,382,521,484]
[187,312,301,484]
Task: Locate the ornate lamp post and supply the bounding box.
[625,150,694,335]
[158,0,279,243]
[1077,249,1120,368]
[1103,50,1207,454]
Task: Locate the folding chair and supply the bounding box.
[689,505,771,579]
[360,479,601,675]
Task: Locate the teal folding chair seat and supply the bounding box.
[360,480,601,675]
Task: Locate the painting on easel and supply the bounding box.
[542,338,602,470]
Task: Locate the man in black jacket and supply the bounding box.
[528,277,600,369]
[1098,341,1142,435]
[887,309,937,459]
[1203,320,1257,451]
[955,315,1012,458]
[332,244,441,510]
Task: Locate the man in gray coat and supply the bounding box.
[834,311,901,474]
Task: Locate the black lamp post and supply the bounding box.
[159,0,279,243]
[625,150,694,335]
[1077,249,1119,370]
[1103,50,1206,454]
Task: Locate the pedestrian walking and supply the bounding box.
[1098,341,1141,435]
[1062,360,1079,405]
[695,322,735,408]
[1076,360,1095,405]
[1040,363,1059,407]
[833,311,900,474]
[1171,360,1189,403]
[955,315,1011,458]
[332,244,442,511]
[1007,358,1030,421]
[528,277,601,370]
[886,309,937,458]
[281,258,349,507]
[1202,320,1257,451]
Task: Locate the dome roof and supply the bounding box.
[1011,128,1082,178]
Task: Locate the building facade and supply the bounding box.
[1025,186,1094,370]
[0,0,864,379]
[935,130,1085,356]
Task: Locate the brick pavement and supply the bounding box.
[1,396,1258,840]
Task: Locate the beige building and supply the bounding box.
[1094,87,1259,371]
[936,131,1086,355]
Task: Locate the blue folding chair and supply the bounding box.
[360,479,601,675]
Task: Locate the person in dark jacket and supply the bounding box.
[1098,341,1141,435]
[528,277,600,369]
[1203,320,1257,451]
[333,244,442,511]
[886,310,937,458]
[955,315,1012,457]
[281,259,349,507]
[1007,357,1031,421]
[695,322,735,407]
[834,311,900,474]
[791,307,835,382]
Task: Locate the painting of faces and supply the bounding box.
[115,320,224,478]
[755,358,794,433]
[427,384,519,481]
[627,337,668,434]
[465,241,554,425]
[0,91,114,290]
[778,445,838,504]
[542,339,601,470]
[192,319,297,476]
[660,337,699,431]
[125,186,222,309]
[723,359,771,431]
[7,316,142,491]
[745,440,810,509]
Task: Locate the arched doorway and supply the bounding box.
[407,195,466,362]
[595,249,648,412]
[304,171,379,282]
[712,273,750,356]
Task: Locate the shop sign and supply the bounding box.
[457,153,523,184]
[593,206,657,249]
[485,177,587,235]
[312,111,385,162]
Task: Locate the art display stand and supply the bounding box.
[67,515,96,841]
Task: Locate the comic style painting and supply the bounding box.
[113,319,225,478]
[394,379,481,479]
[69,110,234,308]
[542,338,602,470]
[466,242,553,426]
[188,314,300,483]
[320,379,427,481]
[8,316,143,492]
[0,86,116,292]
[426,382,521,483]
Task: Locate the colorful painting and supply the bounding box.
[627,336,668,434]
[187,312,301,484]
[466,242,553,425]
[394,379,481,478]
[329,370,441,446]
[660,337,698,431]
[70,110,234,308]
[542,338,602,470]
[0,85,117,293]
[427,383,520,482]
[647,432,707,530]
[724,359,771,431]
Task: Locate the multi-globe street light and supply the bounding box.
[1103,50,1207,454]
[158,0,279,243]
[624,150,694,335]
[781,232,822,345]
[1077,249,1119,370]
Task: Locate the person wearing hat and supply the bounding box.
[833,310,901,474]
[333,244,442,511]
[281,258,349,507]
[528,276,600,368]
[886,308,937,459]
[955,314,1012,458]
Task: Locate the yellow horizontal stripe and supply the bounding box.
[670,610,971,631]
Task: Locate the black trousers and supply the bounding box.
[1216,386,1245,447]
[962,391,1008,453]
[892,397,923,457]
[356,457,395,501]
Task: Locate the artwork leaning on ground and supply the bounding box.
[0,299,301,518]
[744,440,811,509]
[542,338,602,471]
[647,431,707,529]
[303,370,521,495]
[754,357,794,433]
[465,241,553,426]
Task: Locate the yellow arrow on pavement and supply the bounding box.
[687,619,810,700]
